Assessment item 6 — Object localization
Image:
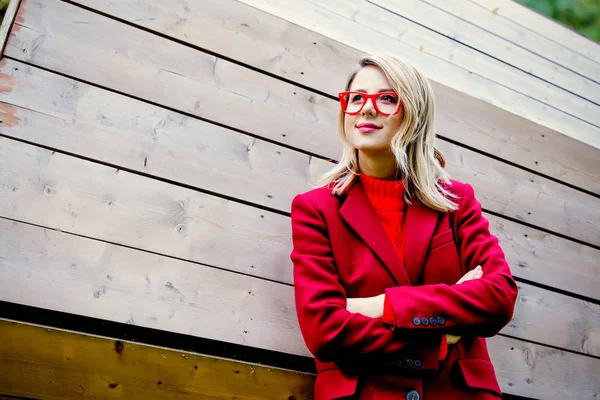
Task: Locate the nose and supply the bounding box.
[362,97,376,116]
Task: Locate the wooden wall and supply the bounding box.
[0,0,598,399]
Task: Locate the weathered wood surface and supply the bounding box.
[1,59,599,247]
[0,64,599,300]
[236,0,600,149]
[370,0,600,102]
[488,336,600,400]
[470,0,600,65]
[1,196,599,358]
[1,221,600,399]
[416,0,600,82]
[66,0,600,195]
[0,320,314,400]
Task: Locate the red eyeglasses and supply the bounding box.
[338,91,401,116]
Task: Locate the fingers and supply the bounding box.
[456,265,483,284]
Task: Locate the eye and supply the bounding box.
[379,94,398,103]
[350,94,364,103]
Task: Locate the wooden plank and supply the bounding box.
[0,320,314,400]
[1,206,599,358]
[6,0,342,160]
[419,0,600,82]
[68,0,600,195]
[0,65,599,291]
[308,0,600,127]
[1,221,600,400]
[1,321,599,400]
[487,214,600,302]
[488,335,600,400]
[0,63,331,214]
[0,137,298,285]
[0,0,21,55]
[370,0,600,103]
[236,0,600,149]
[1,64,599,246]
[469,0,600,65]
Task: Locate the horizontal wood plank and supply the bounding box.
[7,0,343,159]
[1,222,600,399]
[1,212,599,358]
[236,0,600,149]
[420,0,600,82]
[0,320,314,400]
[0,94,598,299]
[1,57,599,246]
[68,0,600,195]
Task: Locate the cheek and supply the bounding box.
[344,115,356,137]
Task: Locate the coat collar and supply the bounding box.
[338,177,439,286]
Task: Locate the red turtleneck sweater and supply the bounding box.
[359,174,448,360]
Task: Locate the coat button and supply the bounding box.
[437,316,445,325]
[414,359,422,368]
[406,358,414,367]
[407,390,420,400]
[421,317,429,326]
[412,317,421,326]
[429,317,437,326]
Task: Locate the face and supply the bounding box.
[343,66,403,156]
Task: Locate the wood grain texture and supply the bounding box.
[469,0,600,65]
[236,0,600,149]
[0,61,331,213]
[0,137,296,285]
[0,320,314,400]
[1,320,599,400]
[488,336,600,400]
[68,0,600,195]
[370,0,600,102]
[1,207,599,358]
[1,61,599,296]
[1,59,599,246]
[6,0,342,159]
[420,0,600,82]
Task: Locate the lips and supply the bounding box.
[357,122,381,133]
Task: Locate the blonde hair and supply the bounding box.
[318,55,458,212]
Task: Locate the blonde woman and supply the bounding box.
[290,55,518,400]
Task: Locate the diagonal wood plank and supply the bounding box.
[369,0,600,104]
[419,0,600,83]
[236,0,600,149]
[68,0,600,195]
[469,0,600,65]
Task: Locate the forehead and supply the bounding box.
[349,66,391,91]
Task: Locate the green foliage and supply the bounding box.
[517,0,600,42]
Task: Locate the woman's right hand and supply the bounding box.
[445,265,483,345]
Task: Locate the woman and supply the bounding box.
[290,55,518,400]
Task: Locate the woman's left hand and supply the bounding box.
[346,294,385,319]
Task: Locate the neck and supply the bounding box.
[357,150,401,180]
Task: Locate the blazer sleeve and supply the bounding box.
[384,183,518,337]
[291,193,441,367]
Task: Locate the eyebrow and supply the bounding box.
[352,88,395,93]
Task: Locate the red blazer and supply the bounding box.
[290,178,518,400]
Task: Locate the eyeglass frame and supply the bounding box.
[337,91,402,116]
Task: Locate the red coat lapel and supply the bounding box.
[339,180,411,287]
[404,201,440,285]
